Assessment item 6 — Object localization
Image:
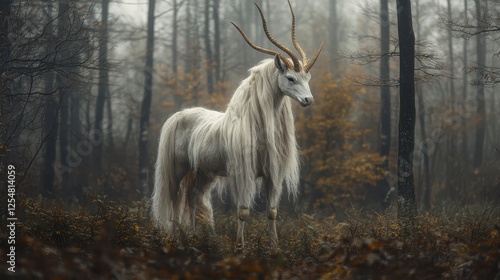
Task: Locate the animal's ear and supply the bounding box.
[274,55,287,73]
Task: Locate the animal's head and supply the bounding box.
[232,0,323,107]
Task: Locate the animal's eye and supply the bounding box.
[287,77,296,83]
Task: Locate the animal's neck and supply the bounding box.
[273,87,286,110]
[225,59,286,118]
[249,64,287,125]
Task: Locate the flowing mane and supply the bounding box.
[222,59,300,205]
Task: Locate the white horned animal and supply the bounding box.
[151,0,323,249]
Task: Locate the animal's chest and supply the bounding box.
[256,123,291,169]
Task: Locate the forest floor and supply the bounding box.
[1,196,499,279]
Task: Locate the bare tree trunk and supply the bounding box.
[376,0,391,207]
[417,85,431,210]
[415,0,431,210]
[124,116,133,151]
[239,1,249,67]
[396,0,417,236]
[106,92,114,149]
[58,82,70,196]
[41,2,57,198]
[461,0,469,194]
[172,0,183,110]
[213,0,221,83]
[70,93,84,199]
[138,0,156,195]
[172,0,179,74]
[446,0,457,111]
[94,0,110,175]
[328,0,338,66]
[446,0,457,200]
[184,0,193,74]
[101,0,113,153]
[57,0,71,197]
[0,0,11,77]
[43,82,58,198]
[0,0,13,158]
[203,0,214,94]
[473,0,486,170]
[184,0,201,103]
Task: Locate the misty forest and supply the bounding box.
[1,0,500,279]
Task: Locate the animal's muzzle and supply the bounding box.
[300,97,313,107]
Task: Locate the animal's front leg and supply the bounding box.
[267,207,279,248]
[236,206,249,250]
[265,179,282,251]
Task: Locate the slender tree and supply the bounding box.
[0,0,11,78]
[461,0,469,188]
[171,0,183,109]
[172,0,179,74]
[94,0,110,175]
[213,0,221,83]
[473,0,486,170]
[396,0,417,235]
[139,0,157,194]
[184,0,193,74]
[446,0,457,111]
[106,87,114,149]
[42,2,58,198]
[414,0,431,210]
[446,0,457,199]
[57,0,72,196]
[203,0,214,94]
[377,0,391,207]
[328,0,339,66]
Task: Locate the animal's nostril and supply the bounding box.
[304,98,310,104]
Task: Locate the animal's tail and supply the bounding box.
[151,114,183,234]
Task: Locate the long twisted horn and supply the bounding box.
[233,1,323,72]
[287,0,307,68]
[305,41,324,73]
[254,2,301,71]
[231,22,293,69]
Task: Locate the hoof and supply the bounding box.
[234,244,244,253]
[270,244,281,255]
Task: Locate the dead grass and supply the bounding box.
[1,196,499,279]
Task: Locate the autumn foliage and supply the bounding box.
[296,70,385,209]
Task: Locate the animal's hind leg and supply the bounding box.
[171,163,189,236]
[187,171,212,231]
[194,175,215,231]
[265,178,283,249]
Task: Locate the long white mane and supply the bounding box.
[189,59,300,207]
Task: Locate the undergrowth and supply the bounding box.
[0,196,499,279]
